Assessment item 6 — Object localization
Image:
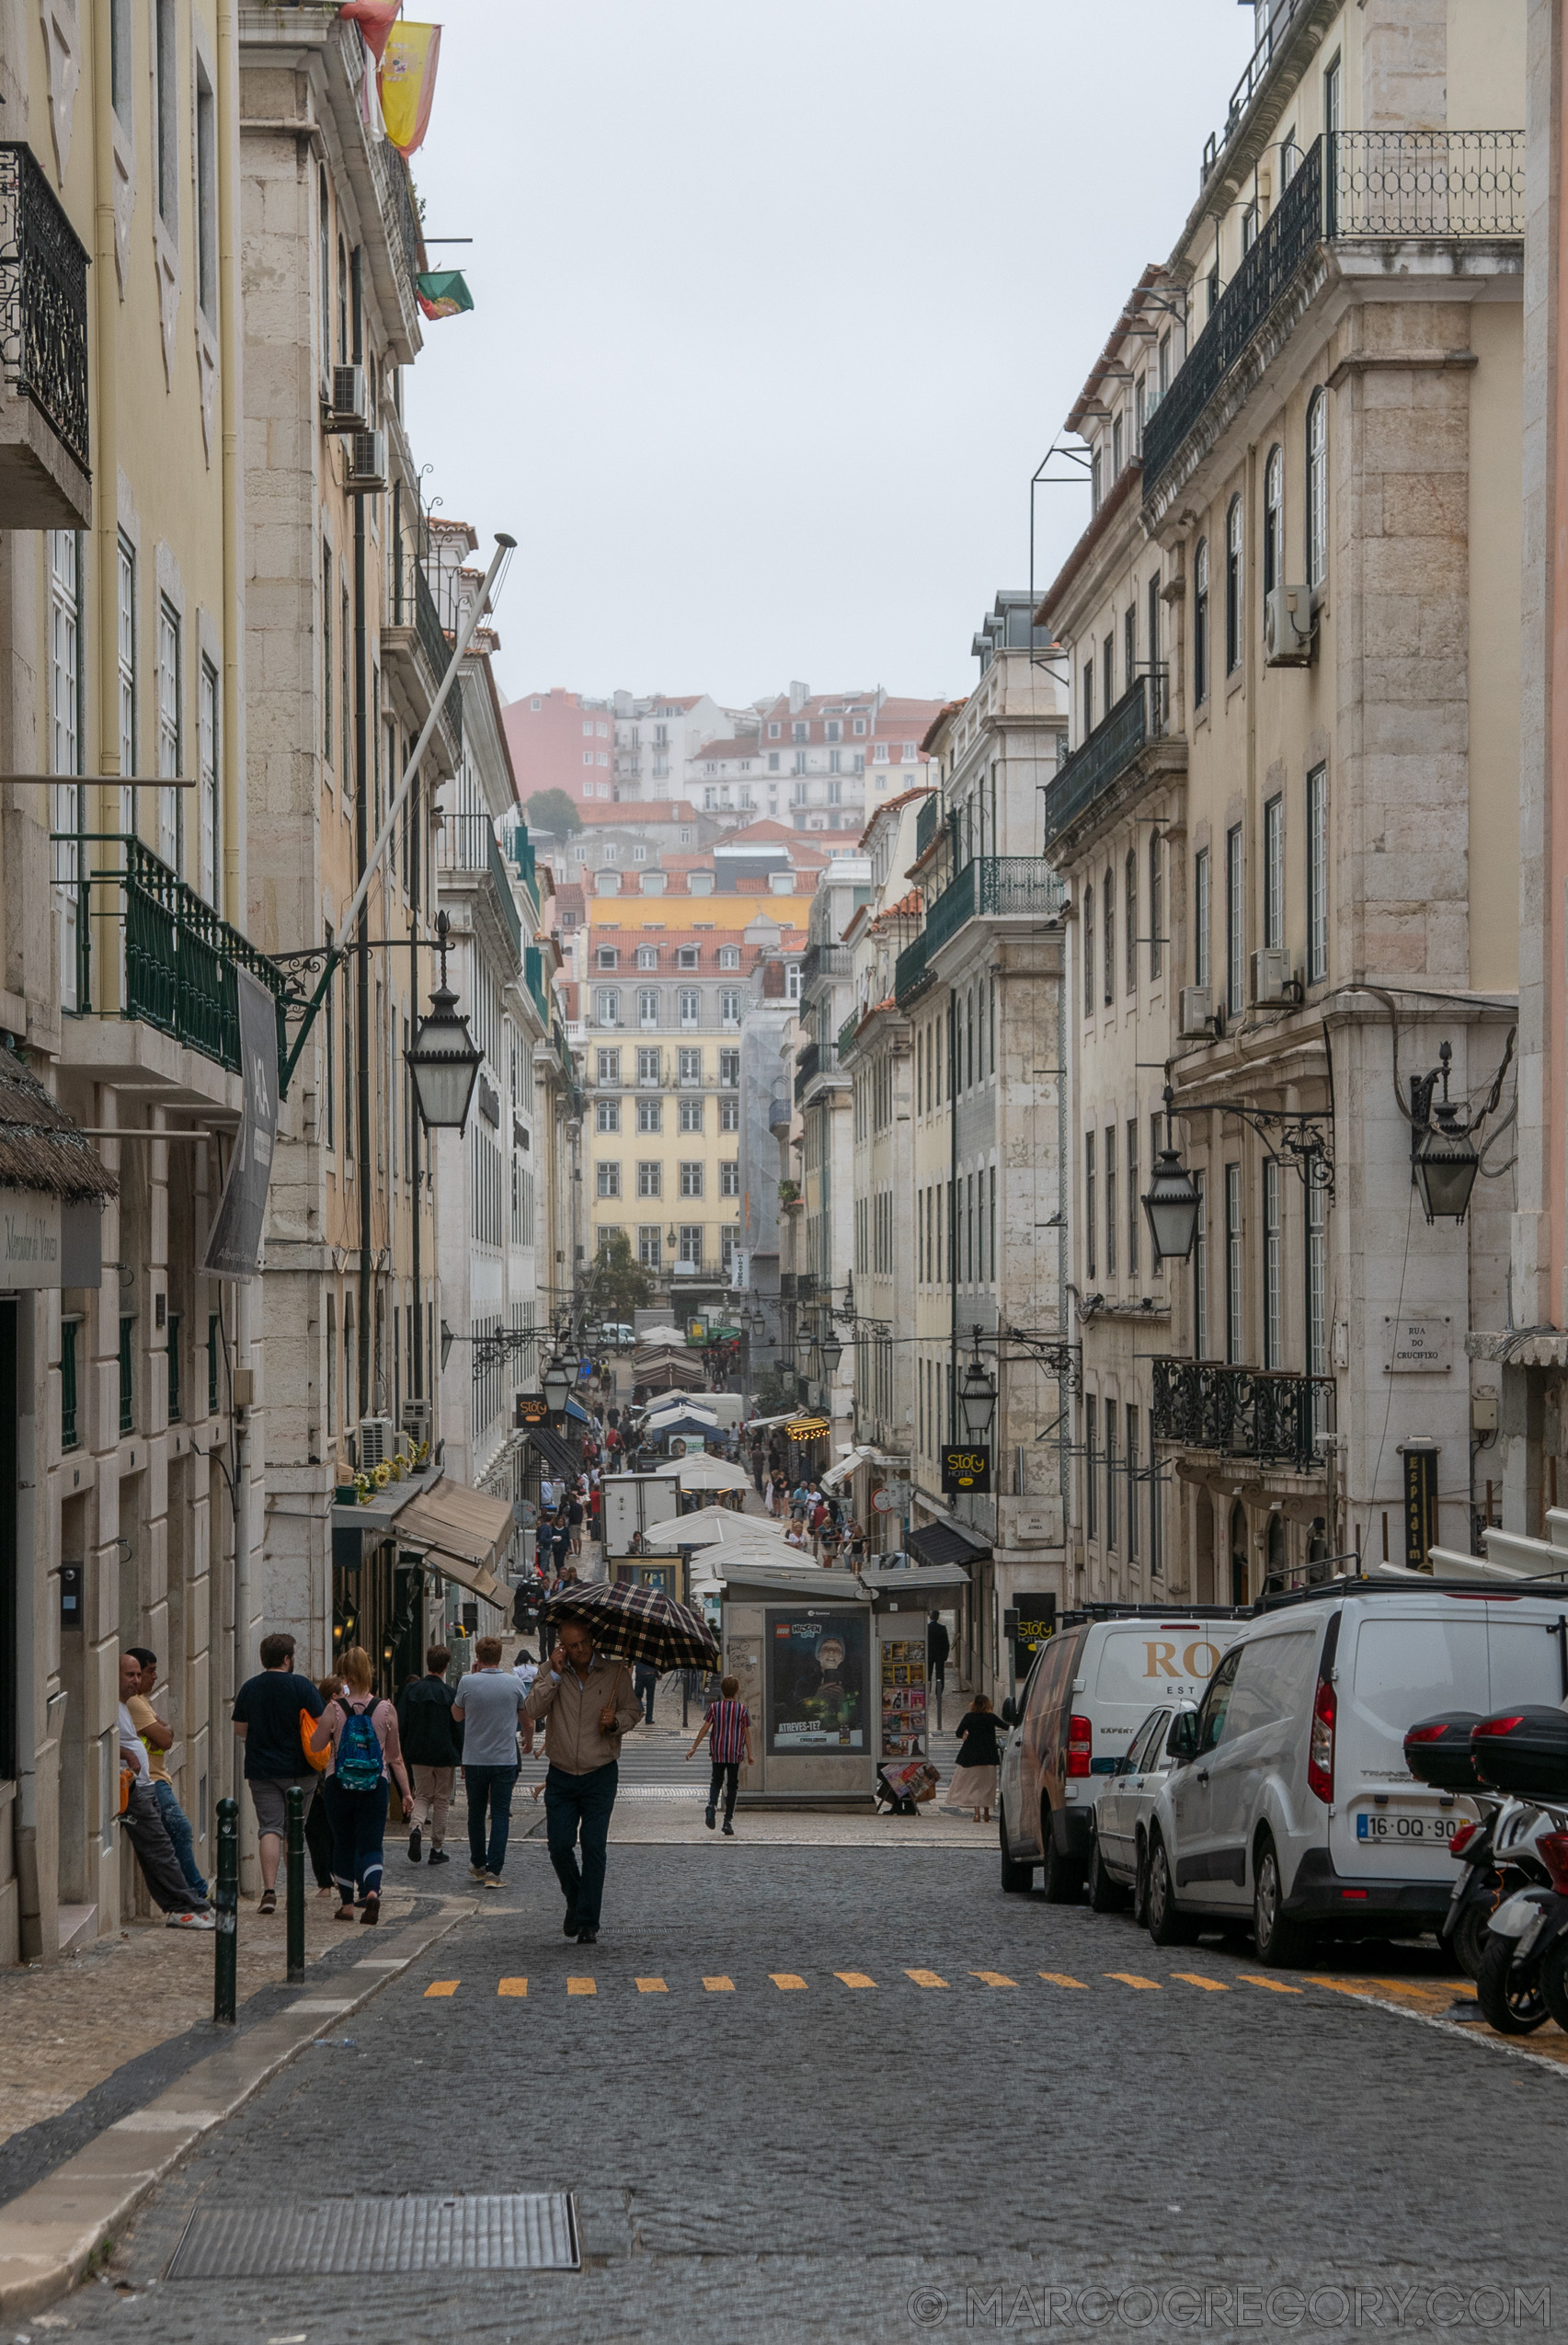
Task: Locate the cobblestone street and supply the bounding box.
[14,1840,1568,2343]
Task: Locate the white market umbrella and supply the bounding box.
[675,1456,750,1493]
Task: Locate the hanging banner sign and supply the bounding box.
[941,1446,991,1495]
[1402,1445,1440,1572]
[202,972,279,1282]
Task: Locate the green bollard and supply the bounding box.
[213,1796,238,2024]
[285,1783,305,1985]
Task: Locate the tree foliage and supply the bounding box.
[583,1230,654,1322]
[524,788,583,838]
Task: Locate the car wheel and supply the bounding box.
[998,1803,1034,1894]
[1145,1829,1196,1947]
[1087,1830,1130,1914]
[1132,1836,1150,1929]
[1251,1835,1307,1968]
[1476,1930,1551,2033]
[1038,1807,1082,1905]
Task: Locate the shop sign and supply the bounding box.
[1402,1444,1439,1571]
[1011,1591,1057,1679]
[941,1445,991,1494]
[203,970,280,1281]
[0,1190,62,1287]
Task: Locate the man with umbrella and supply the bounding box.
[526,1582,720,1945]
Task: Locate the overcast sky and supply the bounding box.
[403,2,1257,714]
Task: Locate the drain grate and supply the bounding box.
[166,2192,578,2278]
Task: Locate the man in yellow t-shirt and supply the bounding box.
[126,1647,208,1902]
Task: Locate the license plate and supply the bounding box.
[1356,1810,1461,1844]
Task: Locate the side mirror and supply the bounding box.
[1000,1698,1019,1728]
[1170,1713,1199,1767]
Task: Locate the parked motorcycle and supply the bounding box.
[1466,1709,1568,2033]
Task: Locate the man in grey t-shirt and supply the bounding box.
[452,1637,533,1886]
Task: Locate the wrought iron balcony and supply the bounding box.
[922,855,1065,961]
[414,564,464,764]
[1146,131,1524,502]
[436,811,522,964]
[1041,675,1179,855]
[61,836,288,1079]
[794,1037,837,1104]
[895,931,933,1007]
[914,796,944,860]
[837,1008,863,1059]
[524,943,552,1034]
[0,142,90,483]
[801,941,852,983]
[1151,1357,1334,1474]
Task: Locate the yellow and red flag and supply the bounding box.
[379,21,441,156]
[339,1,400,65]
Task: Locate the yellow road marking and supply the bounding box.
[770,1973,808,1990]
[567,1976,597,1996]
[703,1975,735,1992]
[1172,1973,1230,1991]
[497,1978,527,1997]
[423,1981,458,1998]
[635,1977,668,1993]
[1038,1972,1088,1989]
[1105,1972,1162,1990]
[905,1970,949,1988]
[834,1972,876,1989]
[1238,1973,1301,1994]
[970,1971,1016,1987]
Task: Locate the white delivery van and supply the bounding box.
[1142,1579,1568,1964]
[601,1469,681,1553]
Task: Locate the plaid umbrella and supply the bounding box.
[542,1578,719,1673]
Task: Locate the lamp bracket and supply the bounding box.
[1173,1098,1334,1200]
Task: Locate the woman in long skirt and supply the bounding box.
[948,1692,1004,1823]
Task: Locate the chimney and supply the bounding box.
[788,681,809,715]
[689,870,715,897]
[596,869,621,895]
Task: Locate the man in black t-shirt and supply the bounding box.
[232,1632,326,1916]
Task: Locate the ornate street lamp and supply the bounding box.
[541,1354,573,1417]
[406,909,483,1134]
[819,1329,844,1377]
[1141,1085,1202,1264]
[957,1340,997,1443]
[1410,1042,1482,1225]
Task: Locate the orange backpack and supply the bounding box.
[301,1706,330,1773]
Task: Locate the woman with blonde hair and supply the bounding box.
[308,1647,411,1924]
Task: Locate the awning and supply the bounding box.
[525,1424,578,1480]
[907,1520,990,1570]
[821,1445,871,1493]
[862,1560,975,1596]
[675,1456,749,1493]
[394,1476,515,1609]
[784,1415,830,1440]
[565,1396,590,1424]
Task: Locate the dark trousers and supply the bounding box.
[324,1776,390,1901]
[635,1669,658,1724]
[304,1785,336,1888]
[464,1764,518,1876]
[707,1760,739,1823]
[544,1760,617,1930]
[121,1779,207,1914]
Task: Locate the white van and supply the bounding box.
[998,1606,1241,1900]
[1142,1581,1568,1964]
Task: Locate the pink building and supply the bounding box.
[502,688,616,809]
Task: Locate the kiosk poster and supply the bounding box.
[880,1636,928,1759]
[766,1610,867,1753]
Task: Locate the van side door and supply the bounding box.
[1170,1647,1241,1892]
[1203,1628,1322,1905]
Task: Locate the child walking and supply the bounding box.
[686,1675,753,1836]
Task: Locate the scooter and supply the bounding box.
[1477,1803,1568,2033]
[1444,1794,1554,1981]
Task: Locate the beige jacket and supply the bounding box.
[524,1653,640,1774]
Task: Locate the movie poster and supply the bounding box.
[766,1610,868,1754]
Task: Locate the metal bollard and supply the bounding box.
[285,1783,306,1985]
[213,1796,238,2024]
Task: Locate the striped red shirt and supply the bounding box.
[705,1699,750,1765]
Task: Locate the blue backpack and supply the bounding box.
[336,1699,383,1793]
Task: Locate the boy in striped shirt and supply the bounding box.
[686,1676,753,1836]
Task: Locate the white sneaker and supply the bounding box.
[167,1909,216,1931]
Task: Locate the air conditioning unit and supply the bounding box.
[400,1399,431,1445]
[324,363,368,433]
[1265,583,1314,667]
[1250,947,1299,1006]
[357,1415,395,1469]
[345,430,388,494]
[1177,985,1216,1039]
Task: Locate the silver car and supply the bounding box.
[1088,1700,1199,1921]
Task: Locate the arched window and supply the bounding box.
[1103,866,1116,1007]
[1306,389,1327,587]
[1193,536,1209,706]
[1225,494,1242,674]
[1263,444,1282,606]
[1125,848,1138,994]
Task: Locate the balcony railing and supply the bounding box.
[524,943,552,1033]
[894,931,933,1007]
[767,1093,792,1132]
[922,855,1066,961]
[61,836,289,1077]
[837,1009,863,1058]
[1151,1358,1334,1474]
[914,796,944,860]
[801,941,852,983]
[794,1038,837,1104]
[1042,675,1171,852]
[436,811,522,963]
[0,143,90,472]
[1147,132,1524,501]
[415,563,464,763]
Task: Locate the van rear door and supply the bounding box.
[1331,1597,1567,1881]
[1087,1622,1229,1777]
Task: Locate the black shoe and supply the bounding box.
[704,1808,715,1830]
[723,1821,735,1836]
[564,1912,579,1937]
[427,1847,450,1866]
[407,1825,422,1863]
[576,1926,599,1945]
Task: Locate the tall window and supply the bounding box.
[1147,573,1162,723]
[638,1227,662,1271]
[1082,659,1094,738]
[1263,1157,1283,1369]
[1225,1163,1243,1365]
[199,658,219,909]
[195,61,218,319]
[50,532,82,1009]
[322,542,333,762]
[1323,52,1342,140]
[1193,536,1209,706]
[1085,1133,1096,1282]
[340,583,351,782]
[1149,832,1163,980]
[1306,763,1329,982]
[636,1097,660,1133]
[679,989,700,1027]
[1225,825,1243,1016]
[637,988,658,1028]
[1126,1405,1140,1565]
[1103,867,1115,1006]
[1125,849,1138,995]
[1307,1168,1328,1435]
[1194,846,1211,991]
[1104,1409,1118,1550]
[342,967,354,1160]
[1225,494,1242,674]
[1263,444,1282,607]
[1083,880,1095,1021]
[117,537,136,840]
[1306,389,1328,588]
[1085,1396,1098,1540]
[720,989,741,1024]
[318,168,331,379]
[1124,603,1137,698]
[1127,1118,1139,1278]
[1104,1127,1116,1277]
[1194,1170,1209,1359]
[1263,795,1283,953]
[111,0,132,123]
[155,0,177,229]
[324,926,335,1150]
[595,988,620,1025]
[157,598,181,874]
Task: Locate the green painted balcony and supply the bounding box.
[922,856,1065,961]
